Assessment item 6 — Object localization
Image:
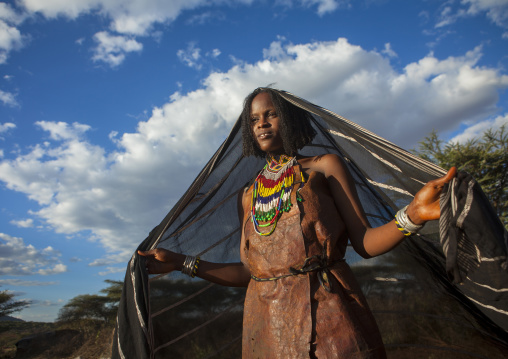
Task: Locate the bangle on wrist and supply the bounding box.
[395,205,424,236]
[181,255,200,278]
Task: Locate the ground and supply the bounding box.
[0,321,113,359]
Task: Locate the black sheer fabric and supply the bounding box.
[112,89,508,359]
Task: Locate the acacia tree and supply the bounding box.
[414,126,507,228]
[0,289,30,317]
[57,280,123,324]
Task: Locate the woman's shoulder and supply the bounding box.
[298,153,347,176]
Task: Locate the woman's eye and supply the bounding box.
[268,112,277,117]
[251,117,258,123]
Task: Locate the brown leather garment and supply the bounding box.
[241,167,386,358]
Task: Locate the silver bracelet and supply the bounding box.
[395,205,424,235]
[181,255,197,277]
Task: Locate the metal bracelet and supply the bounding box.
[181,255,197,277]
[395,205,424,234]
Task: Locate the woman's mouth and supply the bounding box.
[257,132,272,139]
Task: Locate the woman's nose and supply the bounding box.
[257,117,270,127]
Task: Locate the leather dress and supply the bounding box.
[241,166,386,358]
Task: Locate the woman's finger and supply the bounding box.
[137,250,153,257]
[441,166,457,183]
[428,166,457,187]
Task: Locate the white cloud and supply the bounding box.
[0,89,18,106]
[177,42,202,69]
[0,20,23,54]
[209,48,221,58]
[89,254,127,267]
[0,233,67,276]
[98,266,125,276]
[186,11,224,25]
[449,113,508,143]
[92,31,143,67]
[381,43,397,58]
[18,0,101,19]
[263,37,291,61]
[0,3,24,24]
[0,3,27,64]
[38,299,59,306]
[0,279,58,286]
[12,0,348,66]
[36,121,90,141]
[300,0,346,16]
[10,218,34,228]
[464,0,508,28]
[38,263,67,275]
[19,0,340,37]
[0,122,16,133]
[19,0,220,35]
[0,38,507,267]
[177,43,223,69]
[436,0,508,30]
[435,5,460,28]
[275,0,348,16]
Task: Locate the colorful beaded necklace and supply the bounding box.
[250,154,298,236]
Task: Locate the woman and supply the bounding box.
[139,88,456,358]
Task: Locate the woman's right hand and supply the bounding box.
[137,249,185,274]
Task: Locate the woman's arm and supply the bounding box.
[308,154,456,258]
[137,249,251,287]
[137,190,252,287]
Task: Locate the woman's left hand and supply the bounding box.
[406,167,457,225]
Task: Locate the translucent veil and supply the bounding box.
[112,89,508,359]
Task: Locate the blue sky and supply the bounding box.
[0,0,507,322]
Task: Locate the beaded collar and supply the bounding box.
[250,155,300,236]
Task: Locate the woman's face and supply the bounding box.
[250,92,284,154]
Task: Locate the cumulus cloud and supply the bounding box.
[36,121,90,141]
[92,31,143,67]
[464,0,508,28]
[0,38,507,267]
[436,0,508,31]
[0,3,24,24]
[263,37,291,61]
[37,263,67,275]
[13,0,351,66]
[10,218,34,228]
[0,3,27,64]
[0,21,23,63]
[381,43,397,58]
[177,42,202,69]
[0,122,16,134]
[177,43,223,69]
[449,113,508,143]
[0,233,67,276]
[19,0,342,37]
[18,0,236,36]
[0,89,18,106]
